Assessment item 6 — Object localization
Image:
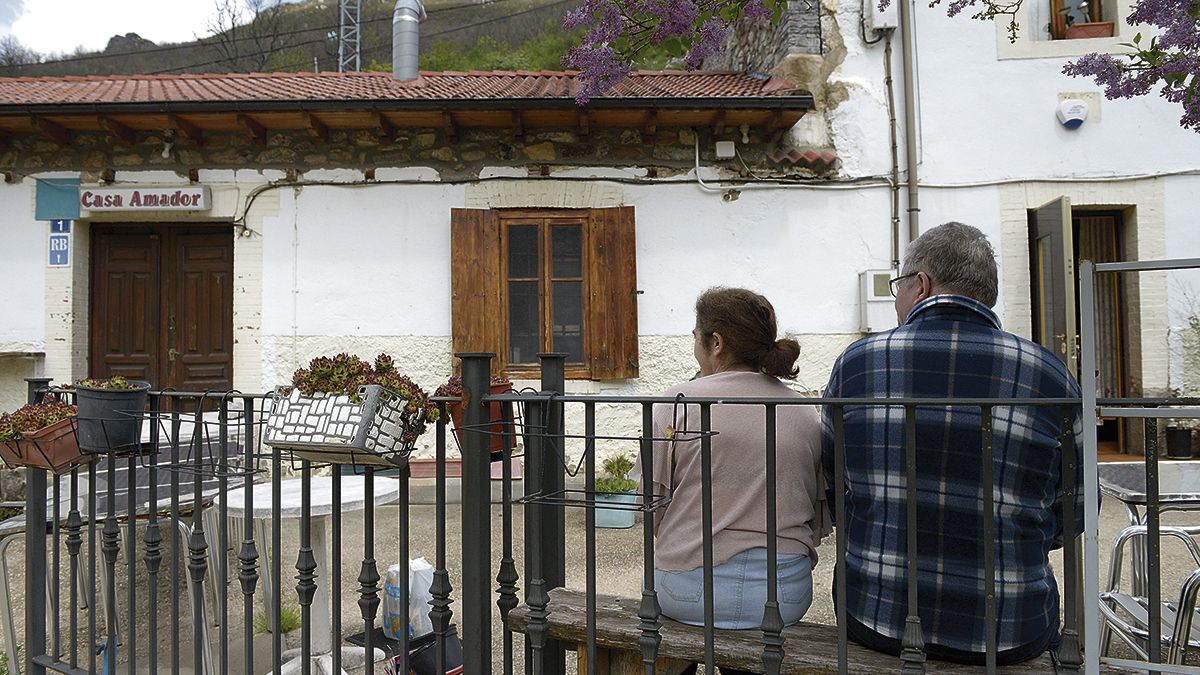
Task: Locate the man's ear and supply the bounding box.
[917,271,934,301]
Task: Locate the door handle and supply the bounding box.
[1054,333,1068,355]
[168,348,180,363]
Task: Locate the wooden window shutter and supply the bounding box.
[450,208,503,374]
[586,206,638,379]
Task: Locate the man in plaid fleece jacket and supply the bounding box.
[821,222,1084,665]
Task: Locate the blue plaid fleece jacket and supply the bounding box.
[820,295,1084,654]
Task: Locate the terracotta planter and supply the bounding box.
[446,383,516,462]
[1065,21,1114,39]
[0,417,89,473]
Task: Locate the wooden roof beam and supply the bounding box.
[237,114,267,145]
[442,111,457,141]
[511,111,524,138]
[304,112,328,144]
[711,110,726,136]
[767,110,787,131]
[373,111,395,143]
[100,116,136,146]
[169,114,203,145]
[641,110,657,143]
[33,117,70,145]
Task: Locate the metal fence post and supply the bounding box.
[531,353,566,675]
[459,353,494,675]
[25,377,51,675]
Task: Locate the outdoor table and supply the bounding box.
[1098,460,1200,596]
[213,474,400,675]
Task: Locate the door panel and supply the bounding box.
[1032,197,1078,375]
[91,225,233,393]
[168,232,234,392]
[90,230,161,384]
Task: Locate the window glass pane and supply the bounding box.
[508,225,539,279]
[552,280,584,363]
[1060,0,1094,25]
[551,225,583,278]
[509,280,540,364]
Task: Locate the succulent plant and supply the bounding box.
[75,375,142,390]
[596,453,639,494]
[433,374,512,399]
[0,398,77,442]
[291,353,439,426]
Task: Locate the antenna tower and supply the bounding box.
[338,0,362,72]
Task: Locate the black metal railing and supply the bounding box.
[13,350,1099,675]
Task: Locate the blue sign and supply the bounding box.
[50,219,71,234]
[48,233,69,267]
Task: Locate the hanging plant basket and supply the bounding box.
[0,417,89,473]
[264,384,429,467]
[74,378,151,454]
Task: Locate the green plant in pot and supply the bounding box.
[72,375,150,453]
[434,374,515,461]
[595,453,639,529]
[265,353,439,467]
[0,397,85,472]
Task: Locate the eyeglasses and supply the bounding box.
[889,273,918,297]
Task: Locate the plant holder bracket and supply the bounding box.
[514,487,673,512]
[263,384,424,468]
[133,407,266,480]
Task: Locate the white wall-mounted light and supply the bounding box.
[161,141,174,159]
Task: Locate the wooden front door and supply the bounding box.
[90,225,234,392]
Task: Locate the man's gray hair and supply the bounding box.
[901,222,999,307]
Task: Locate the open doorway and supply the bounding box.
[1029,200,1128,455]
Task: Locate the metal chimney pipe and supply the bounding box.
[393,0,426,81]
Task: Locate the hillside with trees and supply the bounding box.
[0,0,677,78]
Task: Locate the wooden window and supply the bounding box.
[451,207,638,379]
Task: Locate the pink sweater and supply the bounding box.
[643,371,830,572]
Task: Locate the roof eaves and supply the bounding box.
[0,93,815,116]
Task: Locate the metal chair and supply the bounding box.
[1100,524,1200,663]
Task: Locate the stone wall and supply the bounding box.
[0,124,831,180]
[705,2,823,73]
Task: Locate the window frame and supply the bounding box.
[498,209,592,379]
[995,0,1133,59]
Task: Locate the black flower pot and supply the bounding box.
[1166,427,1193,459]
[75,381,150,453]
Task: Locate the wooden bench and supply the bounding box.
[507,588,1139,674]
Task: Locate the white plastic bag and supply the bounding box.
[382,563,406,640]
[408,557,435,638]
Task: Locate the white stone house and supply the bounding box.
[0,0,1197,460]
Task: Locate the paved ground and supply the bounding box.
[1,482,1197,673]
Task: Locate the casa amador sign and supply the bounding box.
[79,186,211,212]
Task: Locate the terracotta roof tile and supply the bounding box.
[0,70,805,106]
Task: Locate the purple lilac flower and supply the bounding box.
[683,17,730,69]
[563,43,631,104]
[1064,0,1200,131]
[743,0,772,21]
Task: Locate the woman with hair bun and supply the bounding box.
[644,287,829,675]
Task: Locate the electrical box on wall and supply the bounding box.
[866,0,899,33]
[859,269,896,333]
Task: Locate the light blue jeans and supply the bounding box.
[655,548,813,629]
